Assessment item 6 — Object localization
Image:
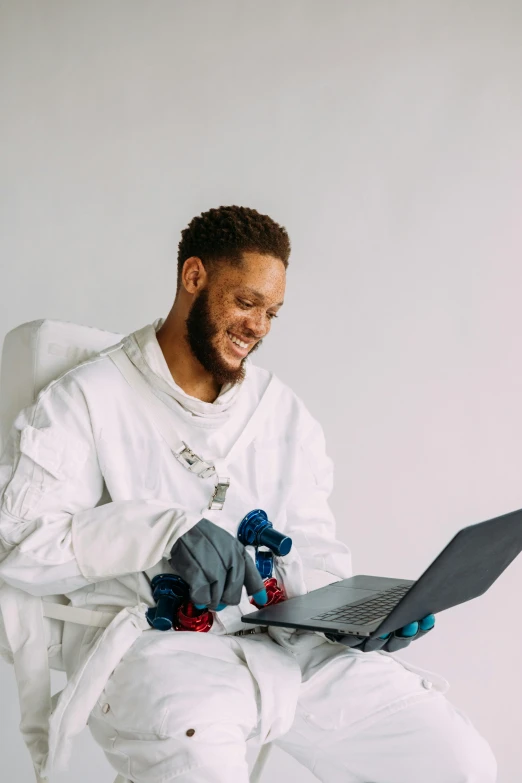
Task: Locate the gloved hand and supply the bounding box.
[169,518,268,611]
[326,614,436,653]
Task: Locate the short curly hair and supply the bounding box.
[177,205,291,287]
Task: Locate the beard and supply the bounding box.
[185,288,262,387]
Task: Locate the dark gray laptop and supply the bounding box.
[242,508,522,638]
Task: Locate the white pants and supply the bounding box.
[88,633,496,783]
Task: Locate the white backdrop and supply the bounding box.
[1,1,522,781]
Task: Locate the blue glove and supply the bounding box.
[326,614,436,652]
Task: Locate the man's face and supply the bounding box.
[185,252,286,385]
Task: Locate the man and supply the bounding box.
[0,206,496,782]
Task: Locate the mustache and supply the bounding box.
[228,326,258,341]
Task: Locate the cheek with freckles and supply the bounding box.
[210,298,244,337]
[212,311,245,354]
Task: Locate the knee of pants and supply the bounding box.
[88,646,259,781]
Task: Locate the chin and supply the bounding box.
[221,346,243,367]
[223,356,242,371]
[215,356,246,386]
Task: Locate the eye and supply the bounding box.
[237,298,254,309]
[267,312,278,320]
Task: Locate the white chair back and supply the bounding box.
[0,319,123,449]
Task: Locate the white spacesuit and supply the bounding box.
[0,320,496,782]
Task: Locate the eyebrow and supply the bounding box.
[239,287,284,308]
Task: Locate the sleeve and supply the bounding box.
[283,410,352,594]
[0,376,200,596]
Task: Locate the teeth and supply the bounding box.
[228,332,248,349]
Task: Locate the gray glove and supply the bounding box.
[326,615,436,653]
[169,518,267,611]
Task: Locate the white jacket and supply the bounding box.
[0,322,352,777]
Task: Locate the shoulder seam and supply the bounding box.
[34,352,115,405]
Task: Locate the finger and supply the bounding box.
[189,576,212,608]
[360,635,389,652]
[242,550,267,597]
[221,583,244,606]
[383,634,416,653]
[384,617,435,651]
[221,549,247,606]
[189,560,224,609]
[192,570,226,609]
[219,548,243,606]
[414,619,435,642]
[398,621,419,638]
[251,588,268,606]
[419,614,435,632]
[207,575,227,611]
[190,585,211,606]
[415,628,433,642]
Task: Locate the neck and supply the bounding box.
[156,311,221,403]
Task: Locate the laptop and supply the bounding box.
[242,507,522,638]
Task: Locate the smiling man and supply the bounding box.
[157,241,286,396]
[0,206,495,782]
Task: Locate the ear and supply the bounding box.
[181,257,208,295]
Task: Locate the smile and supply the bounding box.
[227,332,249,349]
[227,331,252,356]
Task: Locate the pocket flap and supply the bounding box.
[19,426,87,480]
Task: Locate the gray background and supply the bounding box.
[1,1,521,781]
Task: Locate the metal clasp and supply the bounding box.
[173,443,229,510]
[208,476,230,511]
[174,443,216,479]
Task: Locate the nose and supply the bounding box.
[243,310,270,339]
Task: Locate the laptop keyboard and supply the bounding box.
[311,584,411,625]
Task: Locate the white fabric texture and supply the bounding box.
[0,320,495,781]
[88,633,496,783]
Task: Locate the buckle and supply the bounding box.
[233,626,268,636]
[208,476,230,511]
[174,443,216,479]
